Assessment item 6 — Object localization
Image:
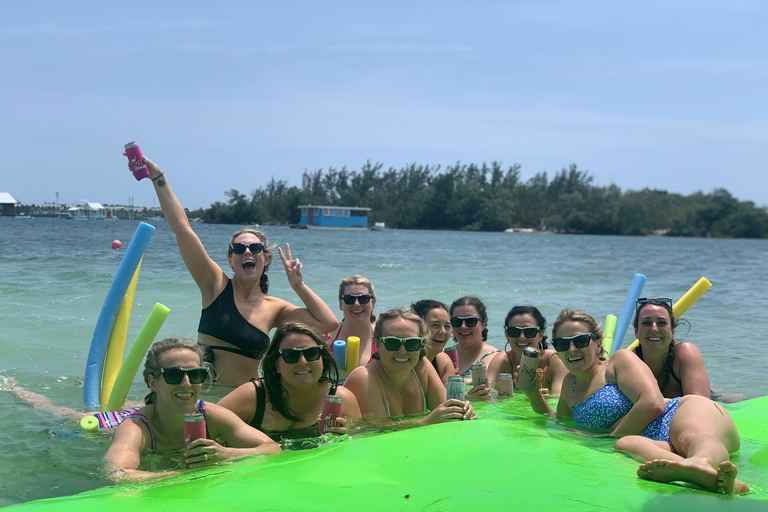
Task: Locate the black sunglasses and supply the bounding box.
[153,366,210,385]
[279,345,323,364]
[552,333,594,352]
[635,297,673,312]
[379,336,424,352]
[505,326,541,339]
[450,316,481,328]
[230,242,264,255]
[341,294,372,305]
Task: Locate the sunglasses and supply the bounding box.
[153,366,210,385]
[341,294,373,305]
[279,345,323,364]
[635,297,673,312]
[505,326,541,338]
[551,333,594,352]
[379,336,424,352]
[450,316,481,328]
[230,242,264,255]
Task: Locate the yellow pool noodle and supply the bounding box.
[601,315,618,356]
[346,336,361,372]
[100,259,141,408]
[627,277,712,351]
[106,303,170,411]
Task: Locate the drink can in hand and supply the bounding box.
[124,141,150,180]
[516,347,541,391]
[320,395,343,434]
[183,412,207,468]
[497,373,514,397]
[446,375,466,402]
[470,361,488,388]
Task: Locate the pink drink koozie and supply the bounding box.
[320,395,343,434]
[445,347,459,373]
[124,141,150,180]
[183,412,207,468]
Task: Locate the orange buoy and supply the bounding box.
[112,240,122,249]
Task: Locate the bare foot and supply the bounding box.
[716,461,750,495]
[637,458,717,491]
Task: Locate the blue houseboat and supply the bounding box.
[298,205,371,230]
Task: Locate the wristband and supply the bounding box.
[151,172,164,182]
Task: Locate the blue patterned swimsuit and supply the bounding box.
[570,369,681,442]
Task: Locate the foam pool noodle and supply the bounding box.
[609,274,646,356]
[345,336,361,372]
[333,340,346,371]
[106,303,170,412]
[601,315,618,357]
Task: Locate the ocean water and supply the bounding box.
[1,217,767,505]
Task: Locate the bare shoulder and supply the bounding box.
[675,341,704,360]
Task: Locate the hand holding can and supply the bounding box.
[124,142,150,180]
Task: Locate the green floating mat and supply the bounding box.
[10,396,768,511]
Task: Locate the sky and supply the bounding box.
[2,1,767,210]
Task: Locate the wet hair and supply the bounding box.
[143,338,209,405]
[504,305,549,350]
[449,296,489,341]
[338,275,377,323]
[371,307,430,360]
[631,299,679,394]
[227,228,272,294]
[552,309,606,361]
[410,299,449,319]
[261,321,339,422]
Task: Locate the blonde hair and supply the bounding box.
[552,309,606,360]
[339,275,377,322]
[372,307,431,359]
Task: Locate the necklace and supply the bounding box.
[234,280,262,304]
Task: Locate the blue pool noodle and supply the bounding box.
[609,273,646,357]
[83,222,155,405]
[333,340,346,371]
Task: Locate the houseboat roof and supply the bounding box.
[0,192,19,204]
[298,205,371,211]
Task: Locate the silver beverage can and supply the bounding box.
[516,347,540,391]
[446,375,466,401]
[497,373,514,397]
[470,362,488,387]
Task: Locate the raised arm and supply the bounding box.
[272,244,338,333]
[609,350,666,437]
[676,342,711,398]
[141,157,225,301]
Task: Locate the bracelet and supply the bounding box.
[151,172,164,182]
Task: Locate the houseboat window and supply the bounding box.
[323,208,335,216]
[313,208,320,216]
[337,209,350,217]
[301,208,308,216]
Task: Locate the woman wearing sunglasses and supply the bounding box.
[105,338,281,481]
[343,308,476,425]
[325,275,377,370]
[520,309,748,495]
[631,298,710,399]
[130,156,338,387]
[487,306,568,397]
[218,322,361,442]
[410,300,457,385]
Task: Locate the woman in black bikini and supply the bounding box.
[218,322,361,442]
[132,155,339,387]
[105,338,280,481]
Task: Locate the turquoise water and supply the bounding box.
[1,217,767,505]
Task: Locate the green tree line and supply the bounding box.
[196,162,768,238]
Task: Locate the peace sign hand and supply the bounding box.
[278,243,304,290]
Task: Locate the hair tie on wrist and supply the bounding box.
[151,172,164,182]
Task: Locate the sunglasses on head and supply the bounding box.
[230,242,264,255]
[505,326,541,339]
[341,294,372,305]
[279,345,323,364]
[635,297,673,312]
[379,336,424,352]
[552,333,594,352]
[153,366,210,385]
[450,316,481,328]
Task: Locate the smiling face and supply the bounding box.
[554,321,601,374]
[377,317,422,376]
[634,304,674,353]
[147,348,204,414]
[424,307,451,346]
[451,304,486,347]
[227,232,268,280]
[276,332,323,388]
[505,313,544,357]
[339,283,376,322]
